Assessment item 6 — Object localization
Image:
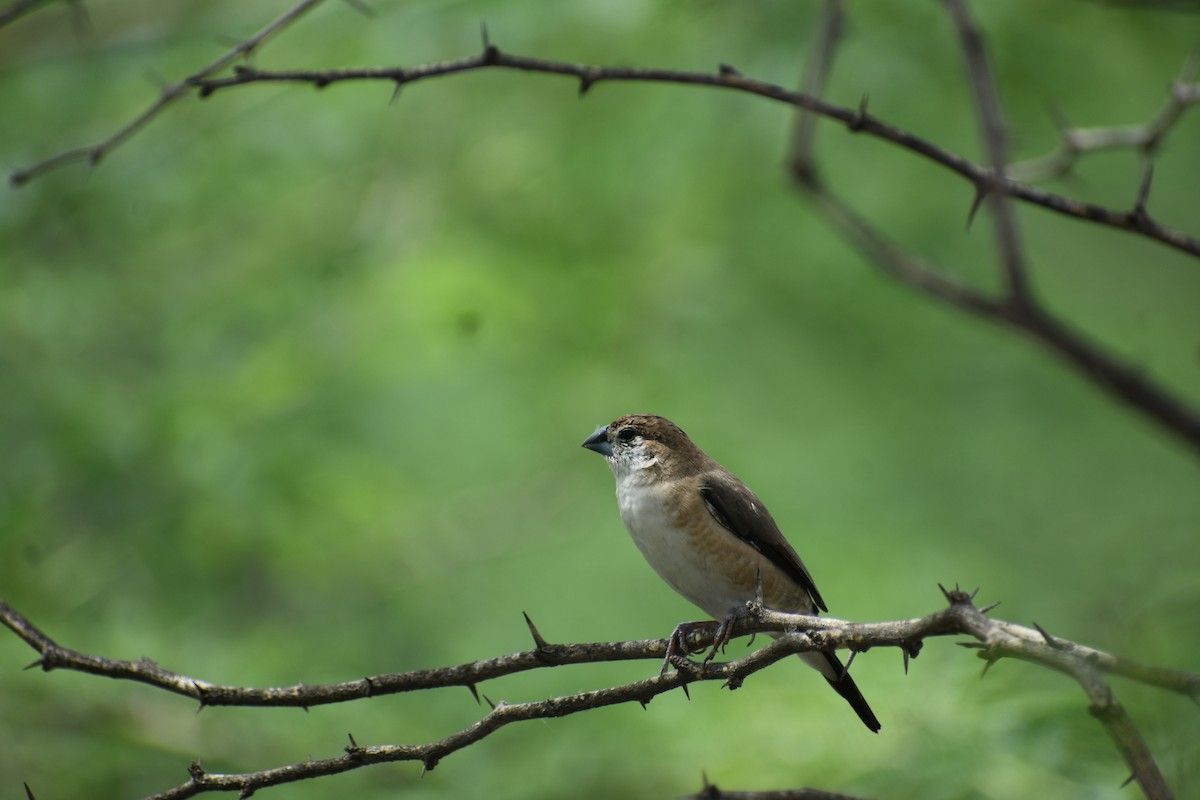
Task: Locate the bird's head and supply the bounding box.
[581,414,704,479]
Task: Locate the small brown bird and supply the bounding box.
[583,414,879,732]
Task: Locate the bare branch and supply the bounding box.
[944,0,1030,304]
[787,0,845,184]
[4,592,1196,800]
[784,2,1200,456]
[1010,58,1200,183]
[0,0,53,29]
[12,42,1193,264]
[679,782,870,800]
[0,599,669,708]
[184,52,1200,261]
[8,0,329,186]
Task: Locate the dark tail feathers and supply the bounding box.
[821,651,881,733]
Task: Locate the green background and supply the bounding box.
[2,1,1198,798]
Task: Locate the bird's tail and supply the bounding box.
[800,651,881,733]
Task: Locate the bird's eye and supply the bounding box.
[616,427,636,443]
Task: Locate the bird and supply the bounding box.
[582,413,880,732]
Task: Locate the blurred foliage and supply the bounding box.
[1,1,1199,798]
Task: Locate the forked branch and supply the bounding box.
[3,590,1196,800]
[787,0,1200,456]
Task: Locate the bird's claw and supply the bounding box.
[702,607,741,665]
[661,620,720,676]
[661,608,745,674]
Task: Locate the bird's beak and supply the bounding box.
[581,424,613,457]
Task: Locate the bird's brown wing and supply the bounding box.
[699,473,828,613]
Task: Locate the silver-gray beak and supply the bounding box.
[581,424,612,457]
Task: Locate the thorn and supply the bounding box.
[1032,623,1060,647]
[23,657,44,671]
[145,68,168,91]
[681,683,691,701]
[1120,773,1136,789]
[482,693,496,710]
[701,770,711,789]
[1049,104,1071,136]
[522,611,549,649]
[390,80,404,104]
[480,22,499,64]
[193,682,210,712]
[979,600,1002,614]
[937,582,950,602]
[341,0,375,17]
[966,186,988,229]
[981,658,997,678]
[67,0,93,43]
[1179,52,1198,83]
[848,94,869,132]
[578,73,595,97]
[188,760,206,780]
[1132,164,1154,223]
[346,733,367,760]
[638,697,650,710]
[24,782,36,800]
[746,633,757,648]
[422,755,439,775]
[969,587,980,601]
[466,683,481,704]
[718,63,741,77]
[900,640,923,673]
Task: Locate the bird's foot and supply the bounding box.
[702,606,743,665]
[661,620,721,676]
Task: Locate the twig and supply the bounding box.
[188,54,1200,261]
[680,782,870,800]
[1009,58,1200,183]
[785,3,1200,456]
[0,0,52,29]
[8,0,329,186]
[0,599,669,708]
[10,42,1185,263]
[944,0,1030,304]
[787,0,845,185]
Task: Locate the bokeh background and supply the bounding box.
[2,1,1198,798]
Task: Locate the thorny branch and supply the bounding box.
[176,52,1200,263]
[8,23,1200,264]
[1009,58,1200,183]
[5,8,1199,798]
[7,0,330,186]
[784,6,1196,788]
[12,5,1200,457]
[785,1,1200,457]
[3,589,1197,800]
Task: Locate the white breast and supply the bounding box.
[613,472,745,619]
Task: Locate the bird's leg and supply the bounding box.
[662,620,721,676]
[702,605,744,665]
